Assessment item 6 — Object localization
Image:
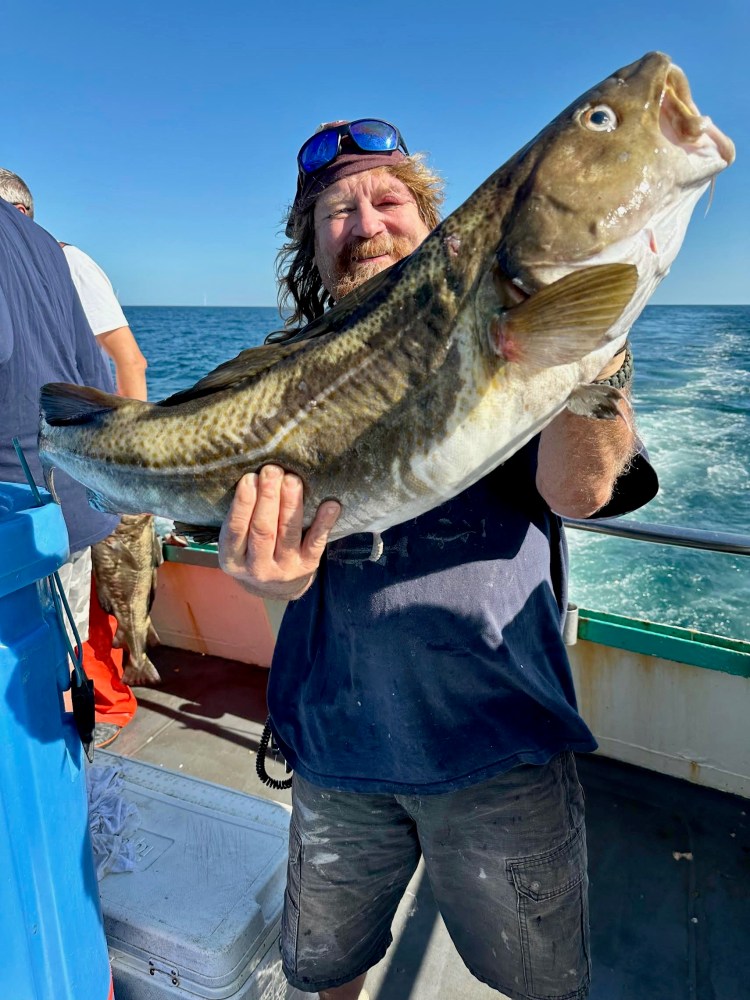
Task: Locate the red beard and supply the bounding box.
[331,234,416,299]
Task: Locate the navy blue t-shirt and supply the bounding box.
[0,200,119,551]
[268,438,657,794]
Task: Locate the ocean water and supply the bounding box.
[126,304,750,641]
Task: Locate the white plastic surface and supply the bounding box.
[95,752,296,999]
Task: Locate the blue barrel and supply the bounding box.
[0,482,113,1000]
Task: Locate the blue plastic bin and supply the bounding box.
[0,482,113,1000]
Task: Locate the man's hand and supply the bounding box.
[218,465,341,600]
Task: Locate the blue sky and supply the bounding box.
[3,0,747,307]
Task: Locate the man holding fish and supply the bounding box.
[218,115,651,999]
[216,56,732,998]
[38,53,734,998]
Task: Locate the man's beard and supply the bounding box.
[326,234,417,301]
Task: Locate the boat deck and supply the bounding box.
[107,644,750,1000]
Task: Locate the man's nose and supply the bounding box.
[352,202,386,239]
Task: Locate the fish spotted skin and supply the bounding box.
[39,53,734,541]
[91,513,163,685]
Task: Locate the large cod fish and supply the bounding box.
[39,53,734,541]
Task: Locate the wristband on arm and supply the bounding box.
[593,341,633,390]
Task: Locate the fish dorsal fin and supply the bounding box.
[283,260,410,343]
[490,263,638,368]
[158,260,409,406]
[158,339,311,406]
[40,383,135,426]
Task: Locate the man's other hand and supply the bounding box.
[218,464,340,600]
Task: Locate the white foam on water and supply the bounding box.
[567,305,749,639]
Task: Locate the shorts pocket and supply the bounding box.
[280,820,302,974]
[506,825,590,1000]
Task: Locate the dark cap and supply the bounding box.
[286,147,407,238]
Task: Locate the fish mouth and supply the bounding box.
[660,63,735,165]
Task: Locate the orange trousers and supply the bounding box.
[82,580,138,727]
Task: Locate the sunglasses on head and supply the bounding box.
[297,118,410,176]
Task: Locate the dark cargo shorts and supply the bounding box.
[280,752,590,999]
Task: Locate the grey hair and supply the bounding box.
[0,169,34,218]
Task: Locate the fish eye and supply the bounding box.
[581,104,618,132]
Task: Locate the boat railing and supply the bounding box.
[562,517,750,556]
[560,515,749,675]
[162,519,750,561]
[562,516,750,799]
[156,516,749,680]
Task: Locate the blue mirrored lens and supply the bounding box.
[299,130,341,173]
[348,120,399,151]
[297,120,406,176]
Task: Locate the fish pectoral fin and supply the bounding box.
[567,383,624,419]
[280,258,409,344]
[40,382,139,425]
[158,262,409,406]
[488,263,638,369]
[172,522,221,545]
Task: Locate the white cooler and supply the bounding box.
[95,752,303,1000]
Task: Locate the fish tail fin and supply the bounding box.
[122,654,162,686]
[40,382,140,426]
[489,263,638,368]
[567,383,623,419]
[567,384,635,430]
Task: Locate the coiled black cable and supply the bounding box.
[255,716,293,789]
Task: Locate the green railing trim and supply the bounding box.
[577,608,750,678]
[162,542,219,568]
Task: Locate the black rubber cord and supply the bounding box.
[256,716,293,790]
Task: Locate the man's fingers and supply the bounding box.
[222,472,259,544]
[247,464,284,548]
[218,472,258,568]
[219,468,339,594]
[275,472,305,556]
[301,501,341,563]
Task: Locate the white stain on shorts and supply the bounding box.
[310,851,340,865]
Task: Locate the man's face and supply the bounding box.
[313,168,431,300]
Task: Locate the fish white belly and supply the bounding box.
[330,327,587,538]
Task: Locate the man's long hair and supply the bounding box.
[268,155,444,343]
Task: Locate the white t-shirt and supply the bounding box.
[62,244,128,336]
